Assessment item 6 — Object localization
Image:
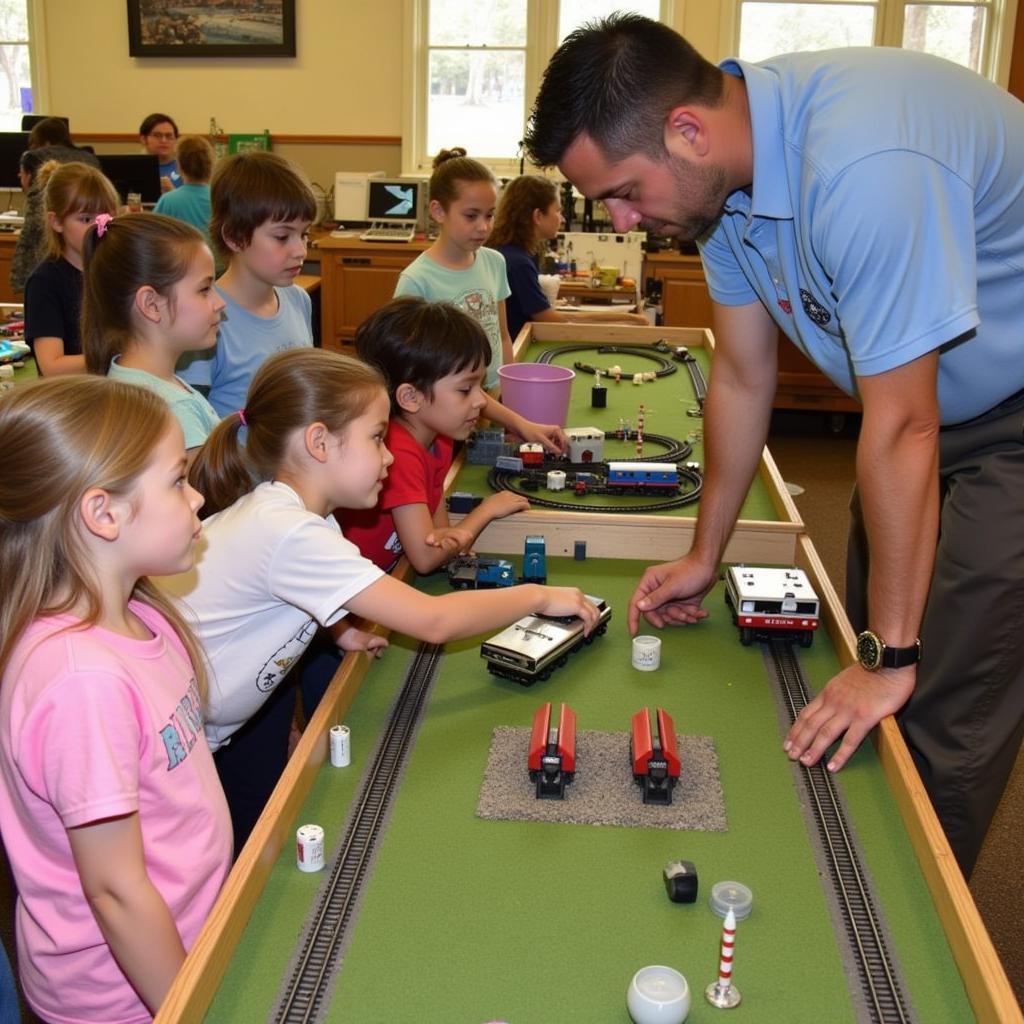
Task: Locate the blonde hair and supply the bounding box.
[0,376,208,696]
[81,212,208,375]
[40,161,119,260]
[490,174,560,254]
[429,147,497,211]
[190,348,386,517]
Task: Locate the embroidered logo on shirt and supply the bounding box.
[800,289,832,326]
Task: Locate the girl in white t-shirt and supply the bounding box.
[0,376,232,1023]
[164,346,599,848]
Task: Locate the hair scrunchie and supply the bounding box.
[237,408,247,427]
[94,213,113,238]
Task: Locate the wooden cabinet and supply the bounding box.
[644,250,859,413]
[315,236,428,350]
[0,233,19,304]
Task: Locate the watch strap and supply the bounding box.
[879,638,922,669]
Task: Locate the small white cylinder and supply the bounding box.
[547,469,566,491]
[296,824,325,872]
[632,635,662,672]
[330,724,351,767]
[632,372,643,386]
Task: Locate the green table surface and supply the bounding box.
[208,559,970,1024]
[455,339,779,523]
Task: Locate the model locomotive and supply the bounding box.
[527,701,576,799]
[630,706,681,805]
[724,565,820,647]
[480,597,612,685]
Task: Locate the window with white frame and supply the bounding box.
[0,0,32,130]
[411,0,662,173]
[736,0,995,76]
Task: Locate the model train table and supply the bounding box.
[155,326,1017,1024]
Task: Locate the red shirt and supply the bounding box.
[338,419,454,571]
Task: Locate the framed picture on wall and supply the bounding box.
[127,1,296,58]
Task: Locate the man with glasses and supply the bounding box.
[139,112,182,192]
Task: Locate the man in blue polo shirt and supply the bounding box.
[524,14,1024,877]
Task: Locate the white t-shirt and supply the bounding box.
[158,481,383,751]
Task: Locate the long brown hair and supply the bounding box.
[40,161,119,260]
[190,348,386,517]
[489,174,559,254]
[81,212,207,375]
[0,376,208,695]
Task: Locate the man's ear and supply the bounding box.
[304,421,330,464]
[395,383,422,414]
[665,106,710,158]
[78,487,122,542]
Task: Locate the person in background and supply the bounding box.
[160,347,599,850]
[22,162,119,376]
[340,296,529,574]
[10,118,101,294]
[0,376,231,1023]
[489,173,648,338]
[176,150,315,418]
[154,135,215,248]
[525,12,1024,878]
[139,112,182,192]
[82,212,223,459]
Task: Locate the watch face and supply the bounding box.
[857,631,882,671]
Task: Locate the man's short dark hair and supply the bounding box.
[523,13,723,167]
[355,296,492,415]
[139,112,179,138]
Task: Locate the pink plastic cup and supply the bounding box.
[498,362,575,427]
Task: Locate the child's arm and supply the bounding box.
[426,491,530,558]
[345,576,601,645]
[497,299,515,367]
[329,617,389,657]
[481,394,568,454]
[533,306,649,327]
[31,338,86,377]
[67,813,186,1015]
[394,491,530,573]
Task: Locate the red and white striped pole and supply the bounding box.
[705,907,742,1008]
[636,404,645,457]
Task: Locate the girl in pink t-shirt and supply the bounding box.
[0,376,232,1024]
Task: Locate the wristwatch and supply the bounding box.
[856,630,922,671]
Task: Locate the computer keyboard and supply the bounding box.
[359,224,415,242]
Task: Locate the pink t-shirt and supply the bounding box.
[0,601,232,1024]
[339,418,454,571]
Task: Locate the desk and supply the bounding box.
[315,235,428,350]
[156,325,1017,1023]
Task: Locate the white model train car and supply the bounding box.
[724,566,820,647]
[481,597,612,684]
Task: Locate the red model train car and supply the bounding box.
[528,702,576,799]
[630,706,681,805]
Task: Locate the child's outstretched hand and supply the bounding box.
[535,588,602,635]
[518,420,568,454]
[480,491,530,520]
[425,525,475,555]
[335,625,388,659]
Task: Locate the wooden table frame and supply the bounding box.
[155,325,1020,1024]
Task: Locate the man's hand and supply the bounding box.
[627,557,717,634]
[783,663,916,771]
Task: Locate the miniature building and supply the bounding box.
[466,427,514,465]
[566,426,605,464]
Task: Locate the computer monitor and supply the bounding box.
[96,154,162,205]
[0,132,29,188]
[366,179,420,227]
[21,114,70,133]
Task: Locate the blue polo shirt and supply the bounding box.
[698,48,1024,424]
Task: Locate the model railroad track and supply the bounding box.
[676,349,707,410]
[535,342,678,378]
[273,643,443,1024]
[488,458,703,513]
[766,639,914,1024]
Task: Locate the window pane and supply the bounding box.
[0,44,30,130]
[427,49,525,159]
[738,3,875,61]
[903,5,986,72]
[0,2,28,40]
[429,0,526,47]
[559,1,661,42]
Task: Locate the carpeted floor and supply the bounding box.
[767,409,1024,1013]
